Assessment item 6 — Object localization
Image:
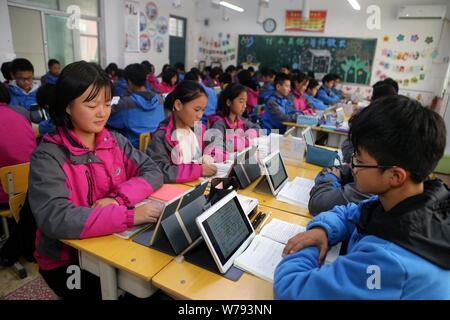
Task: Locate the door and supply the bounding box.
[169,15,186,66]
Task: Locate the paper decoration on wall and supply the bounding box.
[198,33,237,64]
[155,36,164,53]
[379,61,424,73]
[376,69,425,87]
[432,49,439,59]
[140,33,151,52]
[140,11,147,32]
[425,36,434,44]
[396,34,405,42]
[383,35,390,42]
[410,34,419,42]
[156,16,168,35]
[285,10,327,32]
[145,2,158,21]
[124,1,139,53]
[381,48,435,61]
[147,21,157,38]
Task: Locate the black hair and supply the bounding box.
[48,59,60,68]
[236,65,243,71]
[307,71,315,79]
[124,63,147,87]
[141,60,154,74]
[161,67,178,86]
[247,66,255,73]
[350,95,446,183]
[1,62,12,81]
[0,82,11,104]
[217,83,247,118]
[158,64,171,77]
[174,62,185,71]
[36,83,55,109]
[105,63,118,75]
[237,70,258,91]
[292,72,307,84]
[307,78,319,90]
[383,78,399,93]
[274,73,291,88]
[261,68,276,78]
[372,81,397,101]
[225,65,236,74]
[11,58,34,75]
[50,61,113,129]
[164,80,207,111]
[116,68,125,79]
[219,73,232,86]
[210,67,223,80]
[281,65,290,71]
[184,70,202,82]
[331,73,341,81]
[322,74,335,84]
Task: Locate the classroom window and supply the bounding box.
[9,0,58,10]
[169,17,184,38]
[79,19,99,63]
[9,0,99,16]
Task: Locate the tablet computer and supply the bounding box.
[302,127,315,146]
[195,191,255,274]
[261,151,289,196]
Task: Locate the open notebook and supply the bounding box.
[233,218,341,283]
[276,177,315,208]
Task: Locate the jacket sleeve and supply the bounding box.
[316,88,340,105]
[108,132,164,206]
[209,120,227,152]
[29,147,134,240]
[146,130,202,183]
[274,242,405,299]
[266,98,299,123]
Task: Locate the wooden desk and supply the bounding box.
[151,205,311,300]
[283,122,348,148]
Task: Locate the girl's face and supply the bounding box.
[66,85,111,135]
[174,94,208,128]
[295,80,309,94]
[171,75,178,86]
[228,91,247,116]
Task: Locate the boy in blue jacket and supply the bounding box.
[304,79,329,111]
[8,58,38,110]
[108,63,164,148]
[261,73,302,134]
[316,74,341,106]
[274,95,450,299]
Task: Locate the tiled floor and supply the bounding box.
[0,259,41,299]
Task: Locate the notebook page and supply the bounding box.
[233,235,285,283]
[259,218,306,245]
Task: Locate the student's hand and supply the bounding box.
[91,198,119,208]
[134,203,163,226]
[201,155,215,165]
[202,164,218,177]
[282,228,329,264]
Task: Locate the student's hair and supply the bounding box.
[210,67,223,80]
[49,61,113,129]
[274,73,291,88]
[219,73,232,86]
[158,64,171,77]
[1,62,12,81]
[116,68,125,79]
[307,71,315,79]
[322,74,335,84]
[174,62,185,71]
[292,72,308,85]
[247,66,255,73]
[36,83,54,109]
[48,59,60,68]
[237,70,258,91]
[124,64,147,87]
[372,81,397,101]
[164,80,207,111]
[307,78,319,90]
[0,82,11,104]
[141,60,154,74]
[383,78,399,93]
[236,65,243,71]
[261,68,276,78]
[350,95,446,183]
[184,70,202,82]
[161,67,178,85]
[217,84,247,118]
[225,65,236,74]
[105,63,118,75]
[331,73,341,81]
[11,58,34,75]
[281,65,290,71]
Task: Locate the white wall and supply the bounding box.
[0,0,16,80]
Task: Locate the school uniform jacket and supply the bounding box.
[208,114,260,153]
[147,73,176,94]
[147,114,227,183]
[316,86,341,105]
[290,90,316,116]
[28,128,163,271]
[304,92,328,111]
[261,93,301,134]
[8,82,38,110]
[275,179,450,299]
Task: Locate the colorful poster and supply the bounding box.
[140,33,151,52]
[124,1,139,52]
[145,2,158,21]
[285,10,327,32]
[156,16,168,35]
[155,36,164,53]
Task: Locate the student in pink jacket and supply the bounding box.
[147,67,178,94]
[290,72,316,116]
[28,61,164,299]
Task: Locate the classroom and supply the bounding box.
[0,0,449,305]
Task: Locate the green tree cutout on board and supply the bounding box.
[340,57,371,84]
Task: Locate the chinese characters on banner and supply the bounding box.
[285,10,327,32]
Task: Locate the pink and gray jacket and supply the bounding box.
[290,89,316,116]
[208,114,260,153]
[146,114,227,183]
[28,127,163,271]
[147,73,176,94]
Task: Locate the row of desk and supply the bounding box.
[63,162,323,300]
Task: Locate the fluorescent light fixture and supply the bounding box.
[347,0,361,11]
[219,1,244,12]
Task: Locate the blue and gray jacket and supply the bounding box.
[201,83,218,125]
[261,93,301,134]
[275,179,450,299]
[259,81,275,104]
[40,72,58,85]
[107,91,164,148]
[9,83,38,110]
[113,79,128,97]
[317,86,341,105]
[304,92,328,111]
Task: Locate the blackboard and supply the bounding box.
[238,35,377,85]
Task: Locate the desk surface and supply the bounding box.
[283,122,349,136]
[151,205,311,300]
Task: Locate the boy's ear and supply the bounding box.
[388,167,408,187]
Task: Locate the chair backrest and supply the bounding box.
[139,132,151,152]
[9,192,27,223]
[0,163,30,197]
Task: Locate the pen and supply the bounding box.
[251,212,264,228]
[257,212,271,232]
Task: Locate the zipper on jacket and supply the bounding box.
[85,170,94,206]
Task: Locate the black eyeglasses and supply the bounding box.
[350,153,395,170]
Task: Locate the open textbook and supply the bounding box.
[276,177,315,208]
[233,218,341,282]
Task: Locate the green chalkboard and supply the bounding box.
[238,35,377,85]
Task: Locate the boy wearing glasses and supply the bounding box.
[274,95,450,299]
[9,58,38,110]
